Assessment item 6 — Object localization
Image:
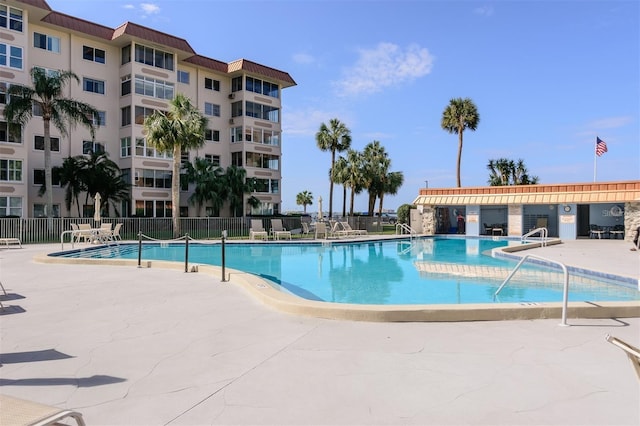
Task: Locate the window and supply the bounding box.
[245,152,279,170]
[93,111,106,126]
[121,44,131,65]
[121,137,131,157]
[83,140,105,155]
[34,136,60,152]
[0,196,22,217]
[134,199,171,218]
[33,169,61,186]
[34,66,58,78]
[134,74,174,100]
[231,101,243,117]
[204,102,220,117]
[0,6,23,32]
[34,32,60,53]
[205,129,220,142]
[135,137,170,158]
[231,76,242,92]
[204,77,220,91]
[177,70,190,84]
[246,76,279,98]
[135,169,172,188]
[250,202,278,216]
[134,106,156,125]
[0,81,12,104]
[121,106,131,126]
[121,74,131,95]
[231,152,242,167]
[0,121,20,143]
[83,45,105,63]
[244,127,280,146]
[33,203,60,218]
[0,43,22,69]
[134,43,173,71]
[204,154,220,166]
[253,178,279,194]
[230,126,243,143]
[245,101,279,122]
[83,77,105,94]
[0,158,22,181]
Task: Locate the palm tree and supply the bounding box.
[53,156,86,217]
[377,171,404,218]
[184,157,226,216]
[362,141,390,215]
[487,158,539,186]
[224,165,259,217]
[143,93,207,236]
[315,118,352,219]
[340,149,365,216]
[441,98,480,187]
[332,157,349,217]
[296,190,313,214]
[4,67,100,226]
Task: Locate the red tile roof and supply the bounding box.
[183,55,228,74]
[41,12,114,40]
[228,59,296,87]
[112,22,194,53]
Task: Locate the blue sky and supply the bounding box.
[48,0,639,213]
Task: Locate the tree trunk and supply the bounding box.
[342,185,347,217]
[43,119,54,231]
[349,188,355,216]
[456,129,464,187]
[172,145,181,237]
[329,150,335,219]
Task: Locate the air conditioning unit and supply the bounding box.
[228,93,235,99]
[229,118,234,124]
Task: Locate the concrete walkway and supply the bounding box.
[0,242,638,425]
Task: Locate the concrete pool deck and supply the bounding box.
[0,240,639,425]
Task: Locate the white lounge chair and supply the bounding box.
[249,219,268,240]
[606,334,640,380]
[270,219,291,240]
[0,394,86,426]
[340,221,367,236]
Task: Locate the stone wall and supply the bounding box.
[624,202,640,242]
[421,206,436,235]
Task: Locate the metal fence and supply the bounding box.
[0,215,391,244]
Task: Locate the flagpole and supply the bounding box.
[593,138,597,182]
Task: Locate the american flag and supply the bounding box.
[595,137,608,157]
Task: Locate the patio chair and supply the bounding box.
[609,224,624,239]
[605,334,640,381]
[270,218,291,240]
[249,219,268,240]
[75,223,93,243]
[589,224,605,239]
[314,222,328,239]
[111,223,123,241]
[0,394,86,426]
[301,222,312,238]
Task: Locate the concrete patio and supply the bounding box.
[0,240,638,425]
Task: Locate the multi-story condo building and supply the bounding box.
[0,0,296,218]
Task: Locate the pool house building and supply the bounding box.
[412,180,640,241]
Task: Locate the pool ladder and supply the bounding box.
[521,227,549,246]
[396,223,417,239]
[494,254,570,326]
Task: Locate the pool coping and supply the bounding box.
[34,239,640,323]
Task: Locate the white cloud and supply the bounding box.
[586,116,633,129]
[140,3,160,14]
[282,108,345,137]
[334,42,434,97]
[292,52,315,65]
[123,4,135,9]
[474,5,494,17]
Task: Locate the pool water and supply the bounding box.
[55,238,639,305]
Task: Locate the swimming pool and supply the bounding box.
[52,238,639,305]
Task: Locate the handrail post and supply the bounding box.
[221,230,227,282]
[137,232,142,268]
[184,233,189,273]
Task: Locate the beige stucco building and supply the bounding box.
[412,180,640,241]
[0,0,296,218]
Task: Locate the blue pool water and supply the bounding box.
[54,238,639,305]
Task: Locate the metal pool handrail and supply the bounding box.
[522,227,548,246]
[495,254,570,326]
[396,223,417,239]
